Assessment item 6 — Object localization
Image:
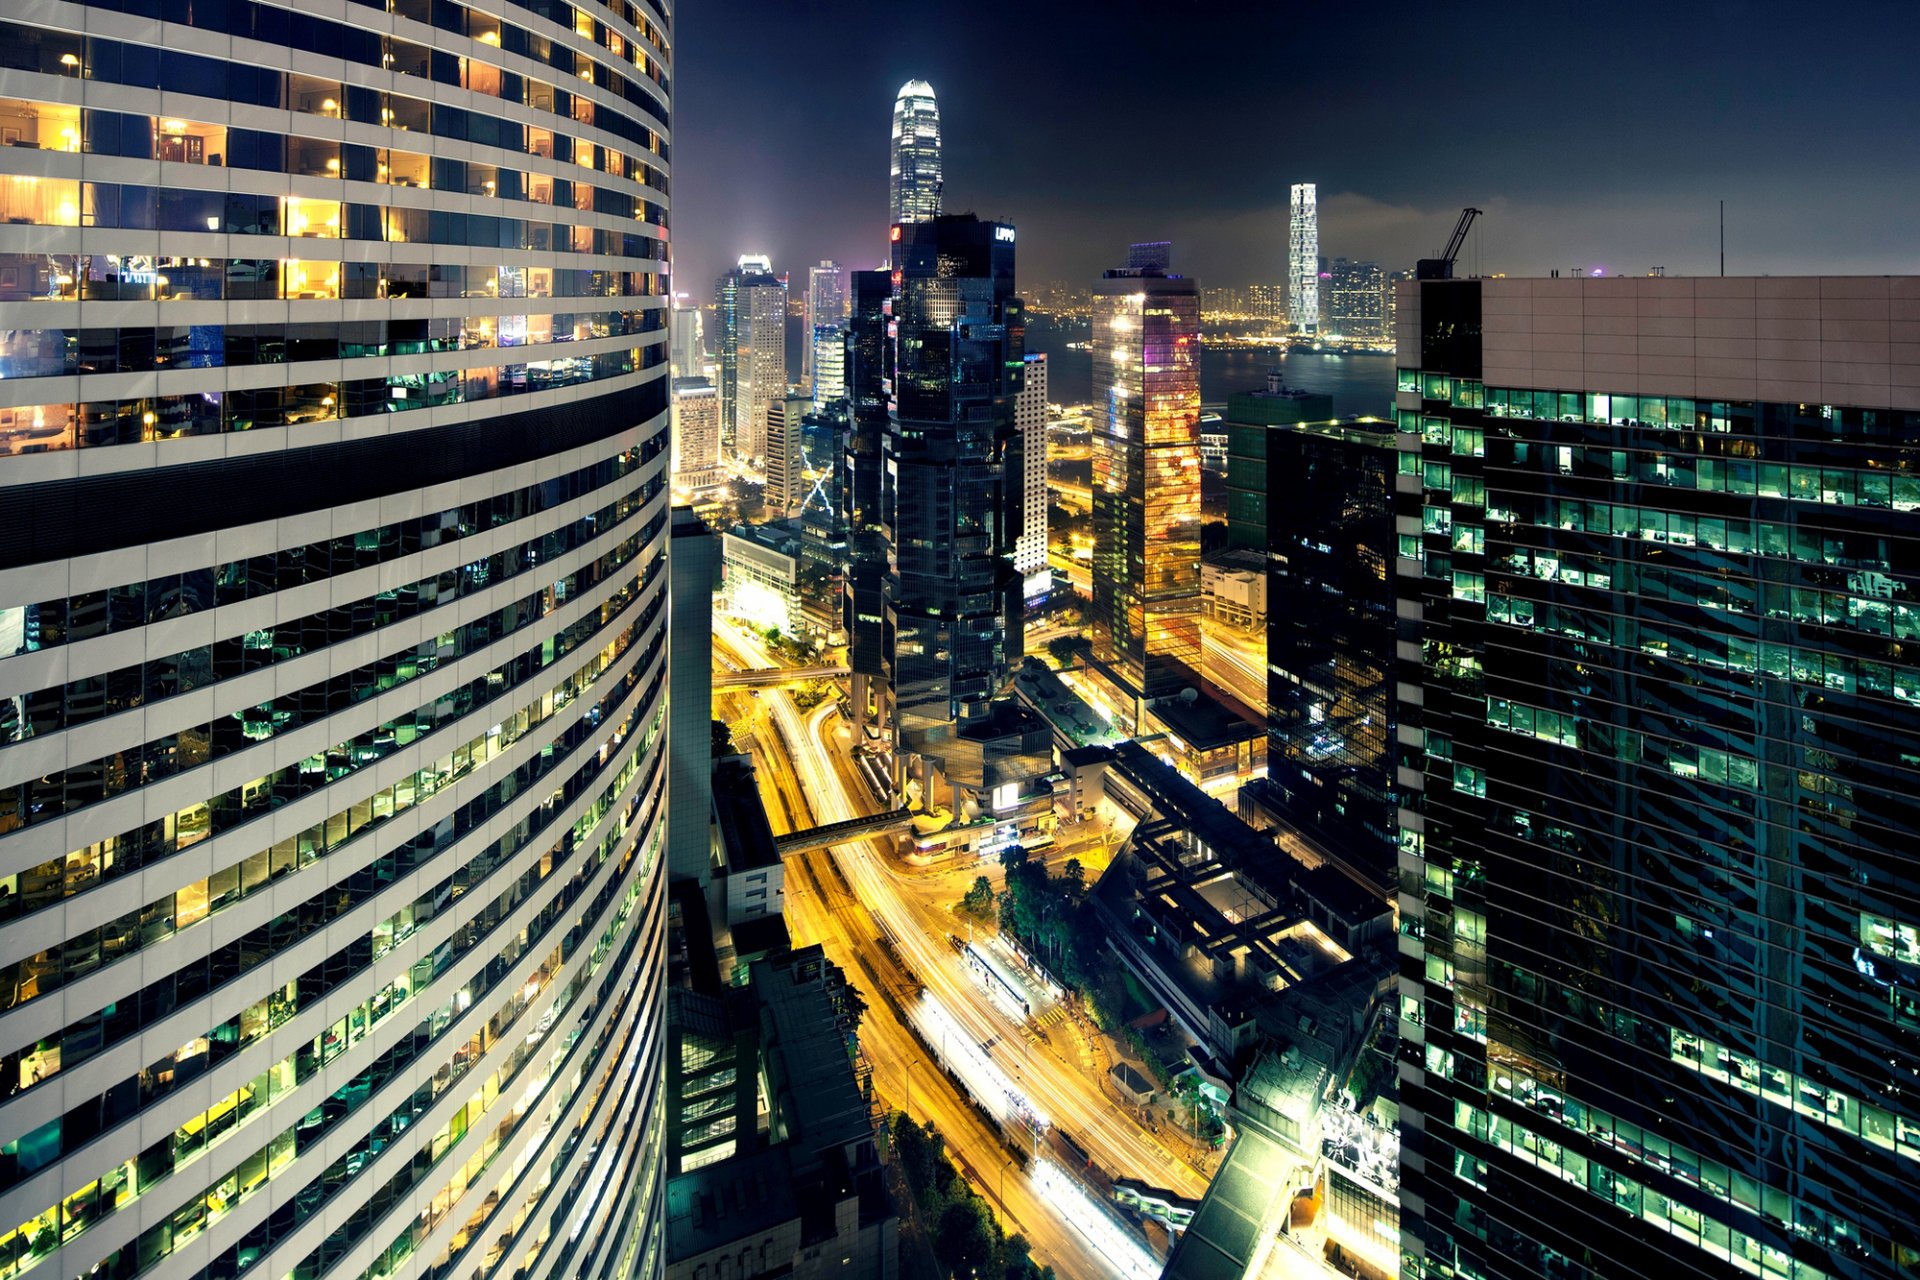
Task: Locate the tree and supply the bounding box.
[935,1198,997,1277]
[1045,635,1089,668]
[710,719,735,756]
[1060,858,1085,893]
[890,1113,943,1204]
[961,875,997,924]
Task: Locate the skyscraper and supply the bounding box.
[739,267,789,466]
[1396,275,1920,1280]
[672,291,705,377]
[889,80,943,227]
[1264,419,1397,887]
[1015,353,1052,600]
[813,325,848,413]
[805,259,849,388]
[1089,243,1204,728]
[673,375,723,492]
[885,214,1024,808]
[843,269,894,742]
[1289,182,1320,333]
[0,7,673,1280]
[765,391,812,518]
[715,254,777,460]
[1327,256,1388,341]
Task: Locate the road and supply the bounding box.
[1201,618,1267,716]
[712,616,1203,1278]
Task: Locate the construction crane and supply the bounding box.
[1415,207,1483,280]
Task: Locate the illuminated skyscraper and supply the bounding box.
[715,253,776,458]
[739,266,789,466]
[1289,182,1319,333]
[1089,243,1204,728]
[673,375,723,492]
[889,80,943,227]
[805,259,849,388]
[885,214,1024,809]
[1397,275,1920,1280]
[1015,353,1052,599]
[812,324,847,412]
[0,4,675,1280]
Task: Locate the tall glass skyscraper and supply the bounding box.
[1289,182,1319,334]
[843,268,893,743]
[888,80,941,228]
[1089,245,1203,727]
[0,5,673,1280]
[884,214,1022,807]
[1396,275,1920,1280]
[1264,419,1397,888]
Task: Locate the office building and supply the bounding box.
[740,267,790,466]
[672,292,705,377]
[888,79,942,226]
[765,391,811,517]
[812,324,847,412]
[715,254,779,460]
[1089,242,1204,728]
[804,259,848,388]
[1396,275,1920,1280]
[0,7,674,1280]
[1327,257,1388,342]
[723,522,809,640]
[665,946,897,1279]
[885,214,1027,814]
[1289,182,1319,333]
[1224,373,1334,550]
[1015,353,1052,600]
[673,375,724,493]
[670,510,720,887]
[1265,419,1397,887]
[843,269,894,743]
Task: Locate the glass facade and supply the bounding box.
[883,214,1023,795]
[0,3,672,1280]
[1090,264,1203,720]
[842,268,893,738]
[1265,420,1397,887]
[1398,278,1920,1280]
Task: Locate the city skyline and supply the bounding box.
[673,0,1919,293]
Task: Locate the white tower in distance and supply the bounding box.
[890,80,943,227]
[1290,182,1320,334]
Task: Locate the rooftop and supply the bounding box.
[665,1146,798,1265]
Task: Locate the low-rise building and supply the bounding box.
[1201,549,1268,630]
[723,520,809,639]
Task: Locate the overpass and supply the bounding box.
[772,807,915,857]
[714,664,849,688]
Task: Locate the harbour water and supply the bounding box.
[1025,317,1396,420]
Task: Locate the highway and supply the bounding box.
[712,615,1208,1279]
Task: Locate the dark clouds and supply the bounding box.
[672,0,1920,295]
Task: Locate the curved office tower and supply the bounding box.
[0,5,672,1280]
[888,80,941,227]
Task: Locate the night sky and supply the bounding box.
[672,0,1918,297]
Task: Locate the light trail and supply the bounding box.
[1032,1159,1162,1280]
